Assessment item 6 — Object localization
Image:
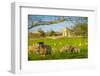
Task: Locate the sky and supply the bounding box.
[28,15,88,33]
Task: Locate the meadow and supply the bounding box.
[28,37,88,60]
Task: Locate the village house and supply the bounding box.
[62,27,72,37]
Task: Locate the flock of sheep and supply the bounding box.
[28,42,51,56]
[28,42,80,56]
[60,45,80,53]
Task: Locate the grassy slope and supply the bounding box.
[28,37,88,60]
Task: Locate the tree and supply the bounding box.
[72,23,88,37]
[48,29,56,36]
[37,28,45,37]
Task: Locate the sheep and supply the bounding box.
[33,44,40,54]
[69,45,80,53]
[73,47,80,53]
[39,46,46,56]
[28,45,34,54]
[28,44,40,54]
[60,45,70,53]
[60,45,80,53]
[28,42,52,56]
[39,44,52,56]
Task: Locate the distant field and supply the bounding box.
[28,37,88,60]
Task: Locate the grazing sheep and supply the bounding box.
[44,45,52,55]
[28,42,52,56]
[69,45,80,53]
[28,44,40,54]
[38,42,52,56]
[60,45,70,53]
[60,45,80,53]
[39,46,46,56]
[33,44,40,54]
[73,47,80,53]
[28,45,34,54]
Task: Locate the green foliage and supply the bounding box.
[29,17,67,29]
[72,23,88,37]
[37,28,45,37]
[47,30,56,36]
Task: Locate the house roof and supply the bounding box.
[64,27,73,32]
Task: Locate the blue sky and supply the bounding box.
[28,15,88,33]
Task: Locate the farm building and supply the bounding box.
[62,27,72,37]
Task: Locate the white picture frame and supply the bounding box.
[11,2,97,74]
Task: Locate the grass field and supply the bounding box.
[28,37,88,60]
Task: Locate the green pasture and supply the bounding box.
[28,37,88,60]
